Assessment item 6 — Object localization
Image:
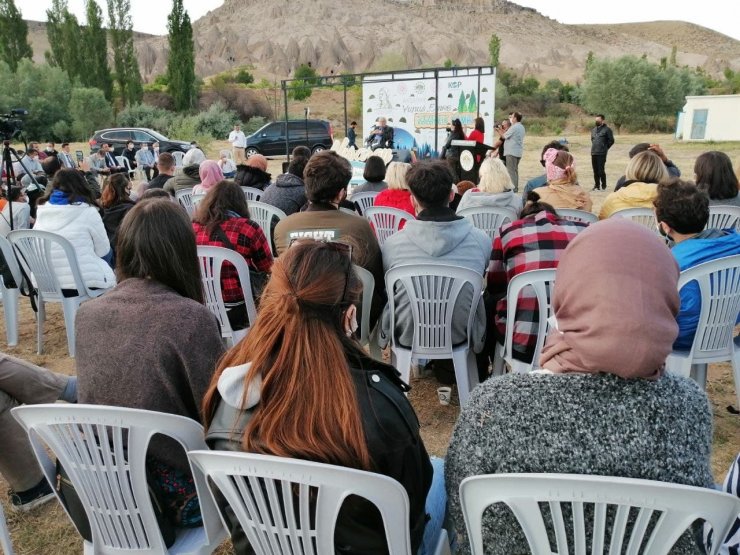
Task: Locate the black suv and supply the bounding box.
[89,128,191,156]
[245,120,333,157]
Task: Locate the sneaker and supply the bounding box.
[592,185,600,191]
[8,478,55,513]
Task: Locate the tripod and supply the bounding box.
[2,139,40,232]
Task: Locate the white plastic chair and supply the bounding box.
[187,450,451,555]
[364,206,414,247]
[248,201,287,257]
[0,501,13,555]
[191,193,206,209]
[0,234,23,347]
[115,156,134,178]
[339,207,358,216]
[11,404,226,555]
[456,206,517,242]
[172,151,185,169]
[707,205,740,232]
[665,255,740,408]
[353,264,381,360]
[196,246,257,347]
[609,207,658,233]
[459,473,740,555]
[349,191,379,215]
[385,264,482,406]
[7,230,107,357]
[175,188,196,217]
[241,187,263,202]
[495,269,556,375]
[557,208,598,224]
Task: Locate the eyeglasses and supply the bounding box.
[288,238,353,302]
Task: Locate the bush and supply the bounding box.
[234,69,254,85]
[192,101,238,138]
[244,116,267,135]
[117,103,170,129]
[68,87,114,140]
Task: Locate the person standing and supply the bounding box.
[347,121,358,150]
[228,124,247,164]
[499,112,525,192]
[590,114,615,191]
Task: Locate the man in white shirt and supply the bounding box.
[228,124,247,163]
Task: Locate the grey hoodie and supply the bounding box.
[379,216,492,351]
[455,190,522,215]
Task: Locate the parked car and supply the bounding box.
[88,128,191,156]
[245,120,333,157]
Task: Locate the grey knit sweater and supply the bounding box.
[445,372,713,555]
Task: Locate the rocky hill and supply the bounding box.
[24,0,740,83]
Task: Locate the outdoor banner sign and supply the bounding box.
[362,67,496,158]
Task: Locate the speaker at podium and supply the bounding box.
[451,140,493,182]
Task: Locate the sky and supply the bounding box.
[17,0,740,41]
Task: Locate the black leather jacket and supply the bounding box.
[205,347,433,554]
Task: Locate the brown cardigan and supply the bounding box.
[75,277,225,472]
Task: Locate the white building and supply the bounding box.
[678,94,740,141]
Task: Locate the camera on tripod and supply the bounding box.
[0,109,28,141]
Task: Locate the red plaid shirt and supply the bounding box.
[487,211,588,359]
[193,218,273,303]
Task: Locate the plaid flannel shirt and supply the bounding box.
[193,218,273,303]
[487,211,588,359]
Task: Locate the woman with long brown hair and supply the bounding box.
[100,173,136,265]
[203,239,442,554]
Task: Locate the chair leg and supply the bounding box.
[36,298,45,355]
[492,342,506,377]
[0,501,14,555]
[452,348,479,407]
[392,347,413,386]
[60,298,81,358]
[3,289,19,347]
[368,325,382,361]
[732,341,740,411]
[689,364,708,390]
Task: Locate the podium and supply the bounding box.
[451,140,493,182]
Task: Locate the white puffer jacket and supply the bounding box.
[33,202,116,290]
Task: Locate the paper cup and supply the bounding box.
[437,386,452,406]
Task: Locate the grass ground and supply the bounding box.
[1,133,738,554]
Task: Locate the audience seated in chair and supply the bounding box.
[521,140,570,198]
[694,151,740,208]
[0,186,32,237]
[599,150,669,219]
[445,218,714,554]
[614,143,681,191]
[202,240,445,555]
[164,148,206,196]
[0,352,76,512]
[234,154,271,191]
[145,152,176,191]
[33,168,116,290]
[352,155,388,194]
[274,151,385,324]
[260,156,308,216]
[192,160,224,196]
[378,160,491,354]
[100,173,136,266]
[534,148,592,212]
[192,180,273,330]
[456,157,522,215]
[481,192,588,371]
[653,179,740,350]
[373,162,414,223]
[75,199,226,528]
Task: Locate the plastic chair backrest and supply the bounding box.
[456,206,517,241]
[241,187,263,202]
[187,450,412,555]
[248,201,287,256]
[504,269,556,372]
[115,156,133,174]
[609,208,658,232]
[385,264,481,357]
[196,245,256,346]
[172,151,185,168]
[7,230,92,300]
[0,501,13,555]
[349,191,379,215]
[706,205,740,232]
[0,234,23,292]
[459,473,740,555]
[11,404,225,555]
[353,264,374,346]
[677,254,740,363]
[175,188,195,216]
[556,208,598,224]
[364,206,414,247]
[191,193,206,208]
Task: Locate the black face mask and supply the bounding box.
[540,159,546,168]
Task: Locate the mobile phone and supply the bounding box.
[75,150,84,163]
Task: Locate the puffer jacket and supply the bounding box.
[260,173,307,216]
[234,165,272,191]
[33,202,116,290]
[206,347,433,555]
[599,181,658,219]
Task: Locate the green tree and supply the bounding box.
[467,91,477,113]
[82,0,113,100]
[45,0,83,80]
[167,0,197,111]
[488,34,501,67]
[0,0,32,71]
[669,46,677,66]
[107,0,142,106]
[289,63,318,101]
[443,58,455,69]
[68,87,113,139]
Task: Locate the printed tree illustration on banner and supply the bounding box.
[457,90,467,112]
[467,91,477,113]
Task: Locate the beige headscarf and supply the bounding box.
[539,218,679,379]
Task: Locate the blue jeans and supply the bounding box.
[419,457,451,555]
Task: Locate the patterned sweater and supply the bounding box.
[445,372,713,555]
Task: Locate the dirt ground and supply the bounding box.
[1,133,738,554]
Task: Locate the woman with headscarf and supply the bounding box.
[535,148,593,212]
[445,219,713,554]
[192,160,224,195]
